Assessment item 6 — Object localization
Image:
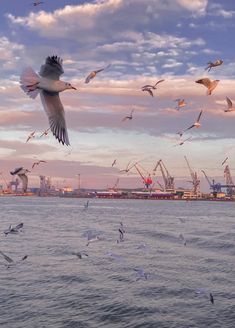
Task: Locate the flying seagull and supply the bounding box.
[195,288,214,304]
[111,159,117,167]
[177,110,203,137]
[224,97,235,112]
[20,55,77,146]
[40,128,50,138]
[32,160,46,169]
[0,250,27,268]
[174,136,192,146]
[122,109,134,122]
[117,222,125,243]
[26,131,36,143]
[4,223,23,236]
[175,98,186,111]
[195,78,219,95]
[32,1,44,6]
[141,79,165,90]
[85,64,110,84]
[10,167,30,193]
[205,59,223,72]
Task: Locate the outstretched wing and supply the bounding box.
[195,78,211,88]
[0,251,14,263]
[40,90,70,146]
[39,56,64,80]
[196,110,203,123]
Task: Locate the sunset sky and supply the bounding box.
[1,0,235,190]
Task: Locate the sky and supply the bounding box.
[1,0,235,191]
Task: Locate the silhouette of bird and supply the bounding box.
[32,1,44,6]
[32,160,46,169]
[26,131,36,143]
[142,87,153,97]
[175,98,186,110]
[178,110,203,136]
[122,109,134,122]
[174,137,192,146]
[224,97,235,112]
[0,250,27,268]
[85,64,110,84]
[141,79,164,90]
[20,55,77,146]
[111,159,117,167]
[195,78,219,95]
[4,223,24,236]
[205,59,223,72]
[39,128,50,138]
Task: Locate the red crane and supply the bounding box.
[133,164,153,189]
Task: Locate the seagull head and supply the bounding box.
[65,82,77,90]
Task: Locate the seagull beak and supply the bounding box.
[71,86,77,90]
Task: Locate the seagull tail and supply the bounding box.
[20,67,40,99]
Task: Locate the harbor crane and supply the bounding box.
[133,163,153,189]
[153,159,174,191]
[201,170,222,194]
[184,156,200,195]
[224,164,235,196]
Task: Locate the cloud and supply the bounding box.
[0,37,24,70]
[177,0,208,16]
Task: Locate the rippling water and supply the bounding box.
[0,197,234,328]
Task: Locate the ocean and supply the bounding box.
[0,197,234,328]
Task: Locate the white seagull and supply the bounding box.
[177,110,203,137]
[20,55,77,146]
[195,78,219,95]
[85,64,111,84]
[4,223,24,236]
[26,131,36,143]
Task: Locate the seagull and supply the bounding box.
[175,98,186,111]
[84,230,101,246]
[205,59,223,72]
[10,167,30,193]
[72,251,88,259]
[224,97,235,112]
[111,159,117,167]
[221,157,229,166]
[20,55,77,146]
[83,200,89,210]
[39,128,50,138]
[32,1,44,6]
[141,79,164,90]
[26,131,36,143]
[134,268,149,280]
[174,136,192,146]
[4,223,24,236]
[32,160,46,169]
[117,222,125,243]
[195,288,214,304]
[195,78,219,95]
[85,64,110,84]
[122,109,134,122]
[177,110,203,137]
[179,233,187,246]
[0,250,27,268]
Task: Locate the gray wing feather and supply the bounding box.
[18,174,28,192]
[0,251,14,263]
[40,90,70,146]
[39,56,64,80]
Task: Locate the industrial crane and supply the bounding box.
[133,163,153,189]
[201,170,222,194]
[184,156,200,195]
[224,165,235,196]
[153,159,174,191]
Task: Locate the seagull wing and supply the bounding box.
[154,79,165,87]
[39,56,64,80]
[0,251,14,263]
[18,173,28,192]
[143,89,153,97]
[196,110,203,123]
[15,223,23,230]
[40,90,70,146]
[226,97,233,110]
[85,72,95,84]
[183,124,195,133]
